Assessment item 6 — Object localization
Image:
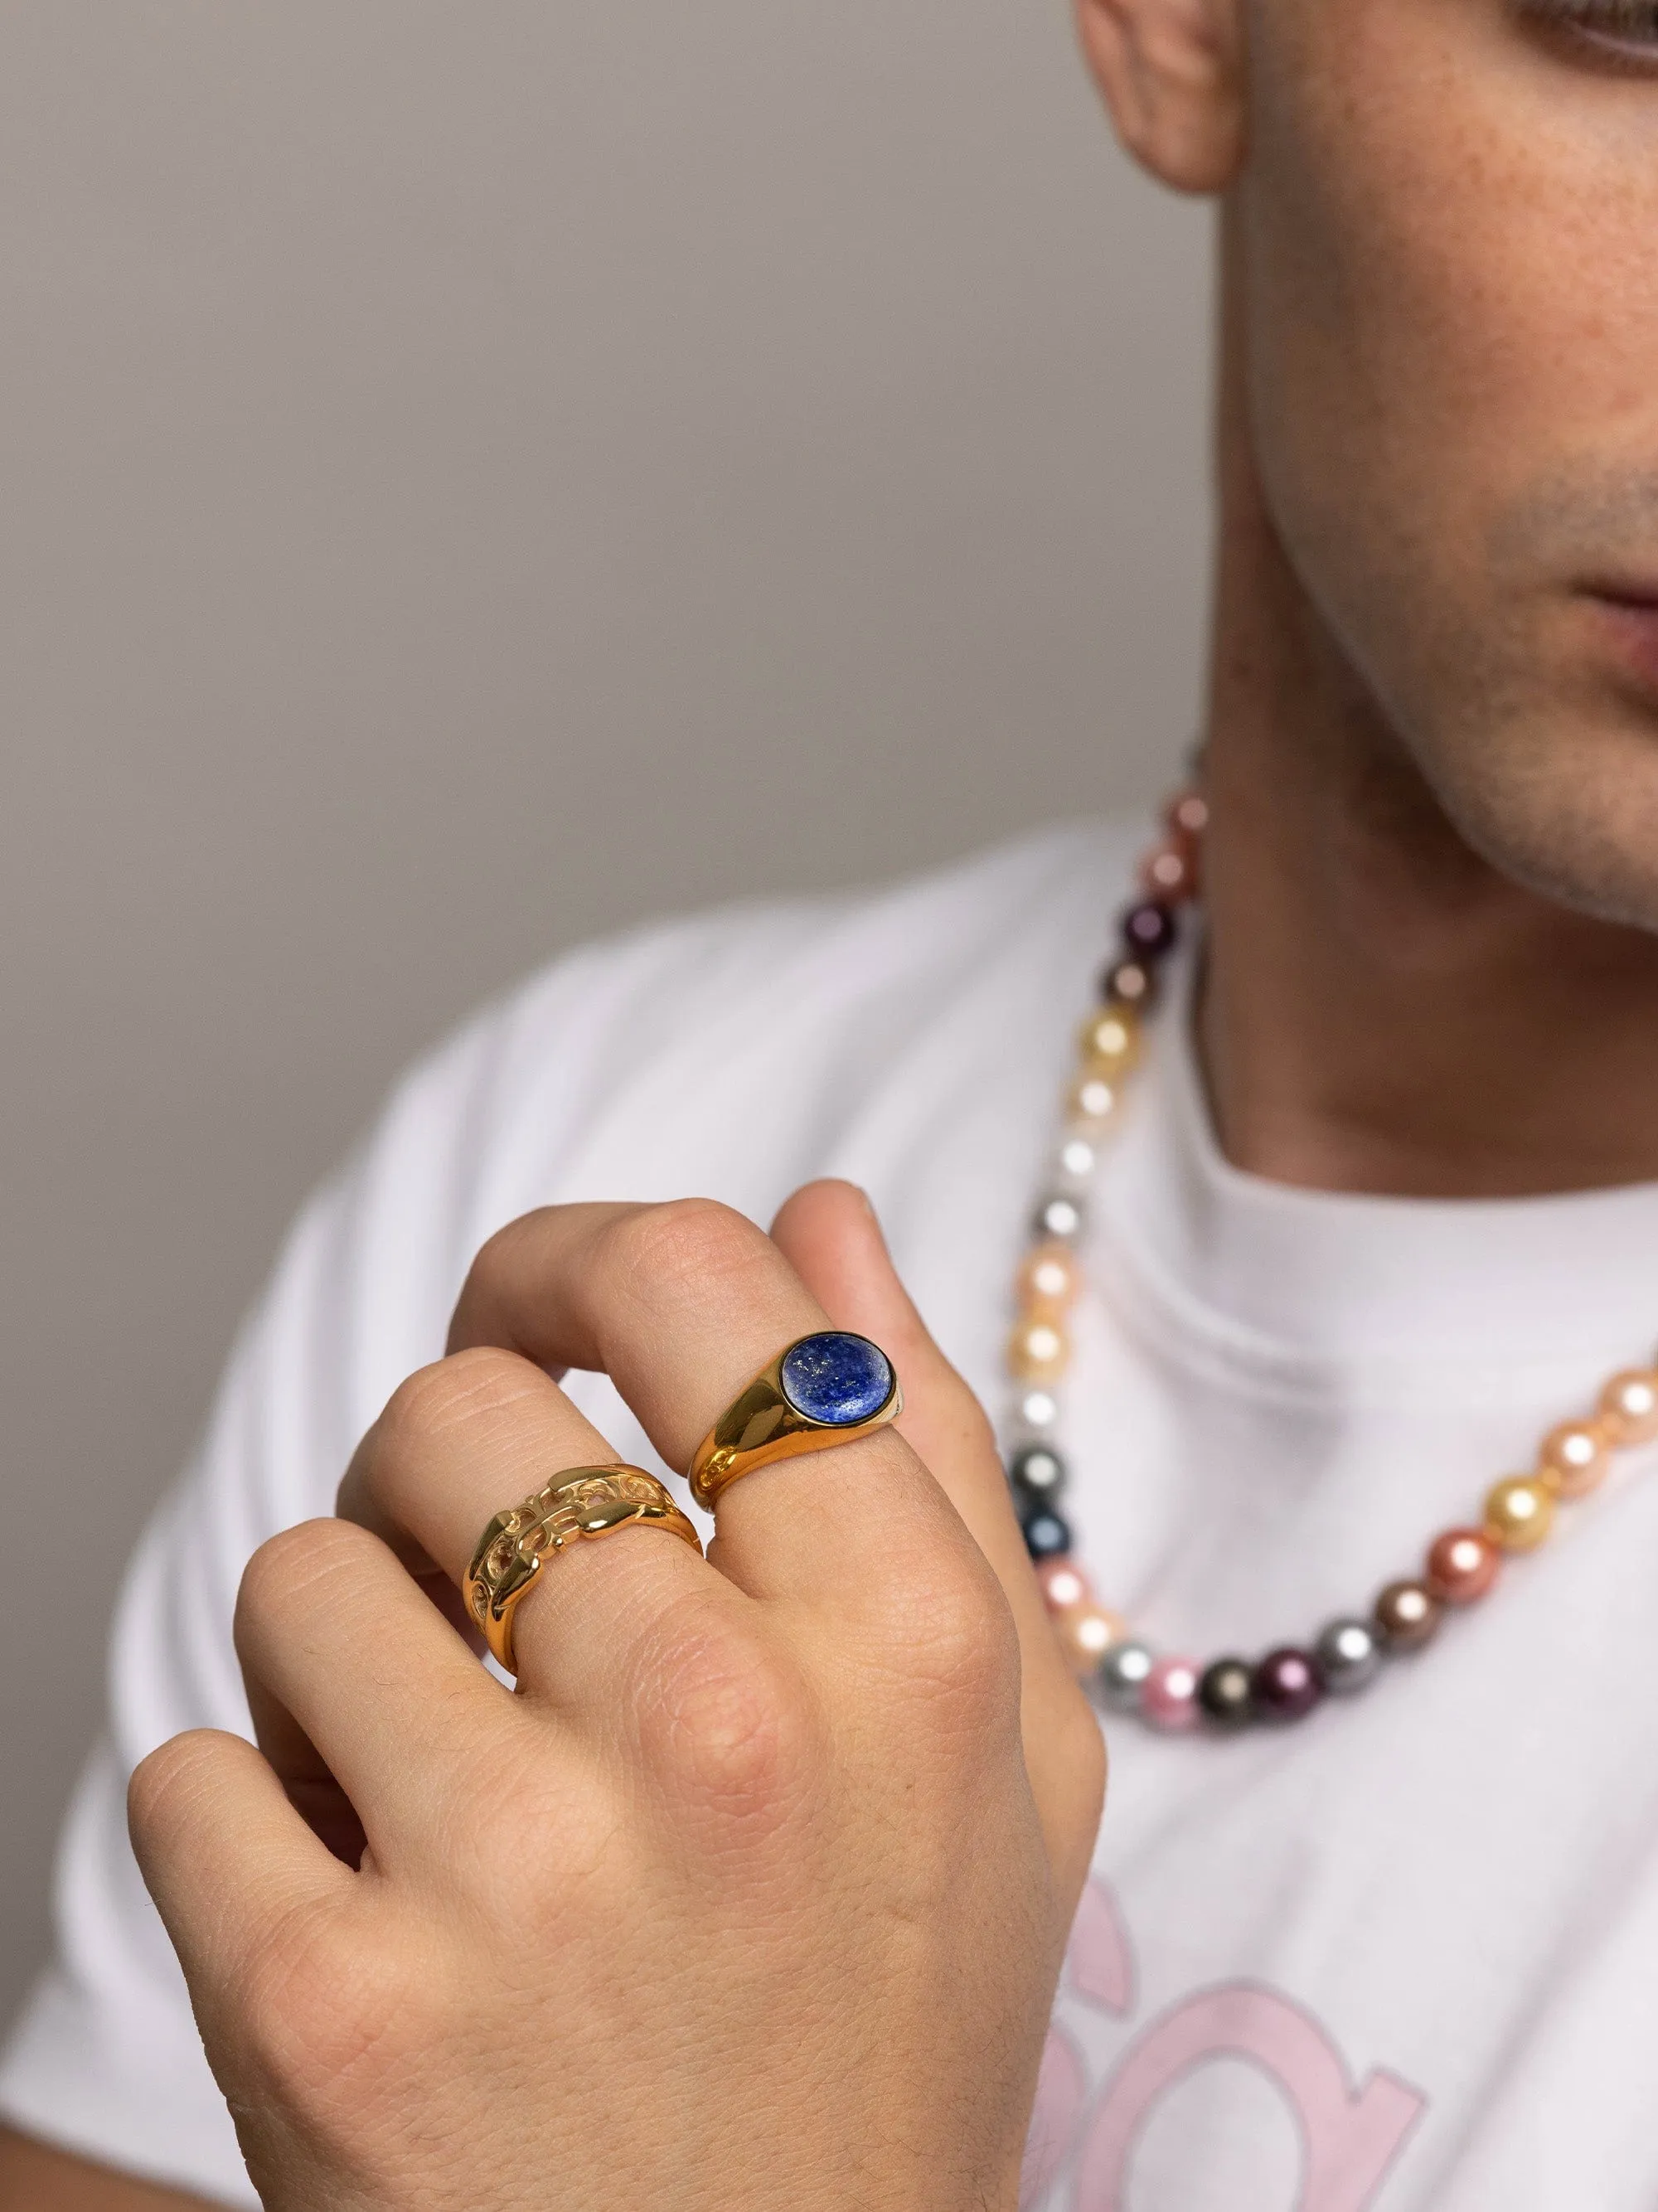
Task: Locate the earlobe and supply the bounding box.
[1074,0,1245,196]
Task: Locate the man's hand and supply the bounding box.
[128,1182,1104,2212]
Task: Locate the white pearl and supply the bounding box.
[1019,1390,1059,1432]
[1058,1135,1098,1181]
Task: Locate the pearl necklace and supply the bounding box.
[1006,788,1658,1732]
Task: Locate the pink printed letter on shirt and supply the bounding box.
[1074,1982,1424,2211]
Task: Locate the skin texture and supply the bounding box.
[12,2,1658,2204]
[120,1187,1103,2212]
[1079,0,1658,1194]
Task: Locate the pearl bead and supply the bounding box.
[1425,1526,1501,1604]
[1600,1370,1658,1446]
[1139,842,1196,903]
[1121,900,1178,961]
[1142,1657,1202,1731]
[1253,1647,1325,1722]
[1165,789,1210,840]
[1484,1476,1555,1553]
[1069,1072,1119,1123]
[1021,1506,1073,1560]
[1016,1388,1059,1433]
[1078,1007,1141,1075]
[1314,1618,1381,1695]
[1537,1418,1609,1499]
[1374,1579,1442,1652]
[1032,1194,1084,1244]
[1057,1133,1099,1183]
[1006,1318,1069,1385]
[1101,958,1157,1011]
[1017,1244,1078,1312]
[1035,1558,1090,1613]
[1197,1657,1254,1729]
[1098,1640,1155,1710]
[1057,1604,1127,1676]
[1011,1443,1068,1502]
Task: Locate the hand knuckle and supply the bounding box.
[236,1518,371,1638]
[126,1729,229,1851]
[233,1904,442,2133]
[376,1346,536,1462]
[868,1550,1016,1703]
[608,1196,772,1303]
[637,1608,820,1825]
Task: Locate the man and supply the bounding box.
[5,0,1658,2200]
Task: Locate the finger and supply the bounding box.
[772,1181,1105,1893]
[128,1728,349,1996]
[338,1346,729,1697]
[233,1517,521,1867]
[446,1199,977,1606]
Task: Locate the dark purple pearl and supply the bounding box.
[1252,1647,1325,1723]
[1121,900,1178,961]
[1021,1506,1073,1561]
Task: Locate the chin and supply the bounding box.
[1419,706,1658,936]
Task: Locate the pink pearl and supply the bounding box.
[1035,1560,1091,1615]
[1142,1656,1201,1732]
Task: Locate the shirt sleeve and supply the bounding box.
[0,994,518,2203]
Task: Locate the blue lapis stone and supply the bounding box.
[779,1332,894,1427]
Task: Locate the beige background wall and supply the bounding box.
[0,3,1212,2025]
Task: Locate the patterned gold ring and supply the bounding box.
[465,1465,701,1675]
[688,1330,902,1512]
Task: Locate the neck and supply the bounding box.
[1199,251,1658,1201]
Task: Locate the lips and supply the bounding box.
[1585,587,1658,699]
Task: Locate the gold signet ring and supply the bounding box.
[466,1465,701,1675]
[688,1331,902,1512]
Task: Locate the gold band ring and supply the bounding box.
[466,1465,701,1675]
[688,1330,902,1512]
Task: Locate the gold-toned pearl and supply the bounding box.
[1017,1242,1078,1314]
[1006,1317,1070,1385]
[1077,1004,1141,1077]
[1068,1071,1118,1123]
[1537,1418,1610,1499]
[1599,1370,1658,1447]
[1484,1476,1556,1553]
[1054,1603,1127,1678]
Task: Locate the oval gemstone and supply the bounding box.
[779,1332,894,1427]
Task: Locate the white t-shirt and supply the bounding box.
[5,819,1658,2211]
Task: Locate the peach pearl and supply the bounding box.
[1599,1370,1658,1447]
[1538,1418,1610,1499]
[1077,1005,1141,1076]
[1006,1317,1069,1385]
[1142,1657,1202,1732]
[1164,790,1210,840]
[1036,1559,1092,1614]
[1485,1476,1555,1553]
[1054,1604,1127,1678]
[1138,842,1196,903]
[1017,1242,1079,1314]
[1425,1526,1501,1605]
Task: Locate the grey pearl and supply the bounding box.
[1314,1617,1381,1695]
[1098,1639,1156,1710]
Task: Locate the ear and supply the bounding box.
[1074,0,1246,195]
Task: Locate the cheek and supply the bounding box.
[1239,0,1658,629]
